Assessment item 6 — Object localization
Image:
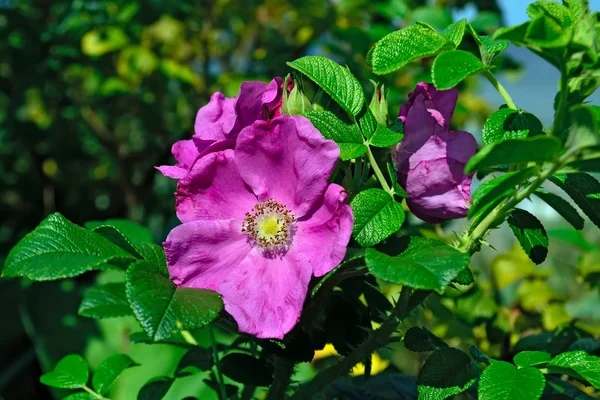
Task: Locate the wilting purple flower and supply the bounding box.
[163,115,353,339]
[157,78,283,180]
[394,83,477,223]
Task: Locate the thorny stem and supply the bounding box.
[209,326,228,400]
[483,70,517,110]
[291,286,414,400]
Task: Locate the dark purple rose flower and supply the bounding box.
[394,82,478,223]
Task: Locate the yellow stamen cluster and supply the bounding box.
[242,199,295,251]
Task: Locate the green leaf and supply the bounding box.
[469,167,537,225]
[304,110,366,160]
[92,354,137,395]
[465,136,563,174]
[507,209,549,265]
[287,56,365,116]
[453,267,474,285]
[386,162,408,198]
[125,260,223,341]
[63,393,96,400]
[370,23,448,75]
[404,327,448,352]
[136,242,169,276]
[85,219,153,244]
[482,108,543,144]
[527,1,572,28]
[91,225,143,259]
[548,351,600,389]
[40,354,89,389]
[221,353,273,387]
[138,376,174,400]
[366,237,470,291]
[175,347,213,377]
[550,173,600,228]
[443,18,467,49]
[359,107,378,139]
[2,213,135,280]
[494,22,530,44]
[369,124,404,147]
[417,347,478,399]
[468,24,509,65]
[432,50,485,90]
[566,105,600,151]
[78,282,132,319]
[526,15,571,48]
[534,189,585,230]
[350,189,405,247]
[478,361,545,400]
[513,351,551,368]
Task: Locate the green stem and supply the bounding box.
[552,67,569,137]
[266,356,295,400]
[291,286,416,399]
[366,145,393,195]
[483,70,517,110]
[460,155,572,254]
[82,385,109,400]
[209,326,228,400]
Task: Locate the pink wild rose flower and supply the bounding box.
[394,82,478,223]
[157,77,283,180]
[163,115,353,339]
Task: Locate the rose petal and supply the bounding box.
[235,115,340,217]
[194,92,237,140]
[176,149,257,222]
[164,219,251,289]
[294,184,354,277]
[219,249,312,339]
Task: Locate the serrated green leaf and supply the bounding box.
[479,361,545,400]
[287,56,364,116]
[527,1,572,28]
[443,18,467,49]
[359,107,378,139]
[2,213,135,280]
[221,353,273,386]
[370,23,448,75]
[78,282,132,319]
[350,189,405,247]
[526,15,572,48]
[365,237,470,291]
[175,347,213,377]
[534,189,585,230]
[417,347,478,400]
[92,354,138,395]
[453,267,474,285]
[92,225,143,259]
[469,167,537,226]
[494,22,530,44]
[85,219,153,244]
[304,110,366,160]
[138,376,174,400]
[404,327,448,352]
[550,173,600,228]
[548,350,600,389]
[136,242,168,276]
[566,105,600,151]
[125,260,223,341]
[468,24,509,65]
[513,351,551,368]
[432,50,486,90]
[507,208,549,265]
[369,124,403,147]
[465,136,562,174]
[482,108,543,144]
[564,0,584,21]
[40,354,89,389]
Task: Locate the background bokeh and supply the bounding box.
[1,0,599,399]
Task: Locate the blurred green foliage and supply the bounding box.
[0,0,525,398]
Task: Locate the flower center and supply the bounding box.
[242,199,295,251]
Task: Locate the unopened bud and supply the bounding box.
[369,80,388,125]
[281,74,312,116]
